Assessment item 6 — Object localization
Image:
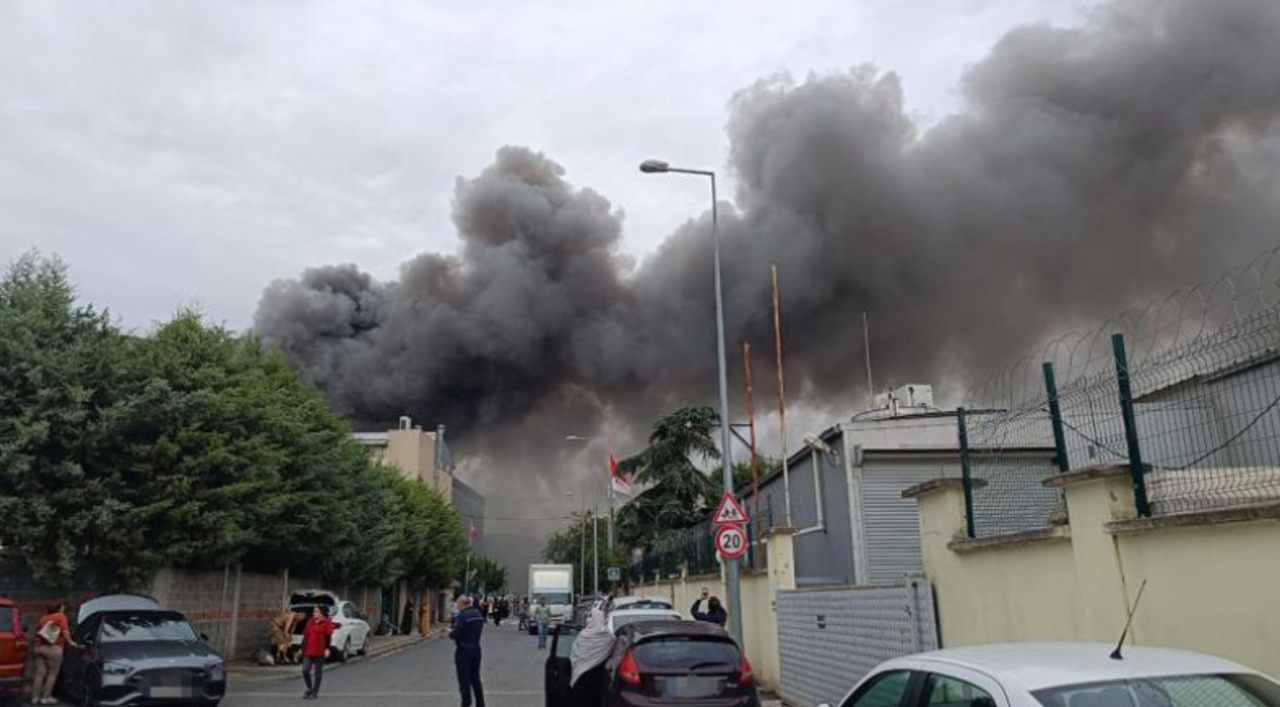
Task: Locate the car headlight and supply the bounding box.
[102,662,131,676]
[208,662,224,681]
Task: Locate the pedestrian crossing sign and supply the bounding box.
[712,492,750,525]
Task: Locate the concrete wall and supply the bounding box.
[148,566,383,660]
[911,468,1280,677]
[634,528,795,694]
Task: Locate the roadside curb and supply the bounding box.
[229,629,445,681]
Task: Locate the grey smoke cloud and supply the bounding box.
[256,0,1280,471]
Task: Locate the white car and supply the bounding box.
[825,644,1280,707]
[288,590,372,662]
[611,595,674,611]
[606,608,683,634]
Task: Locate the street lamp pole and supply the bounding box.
[640,159,742,643]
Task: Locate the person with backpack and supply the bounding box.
[32,601,78,705]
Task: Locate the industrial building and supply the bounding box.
[749,385,1055,587]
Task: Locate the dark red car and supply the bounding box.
[547,620,760,707]
[0,597,28,707]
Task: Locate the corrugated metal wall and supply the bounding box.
[777,582,938,707]
[860,461,958,586]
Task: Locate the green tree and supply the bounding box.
[614,405,720,550]
[0,253,469,590]
[462,554,508,595]
[0,253,130,587]
[542,511,630,591]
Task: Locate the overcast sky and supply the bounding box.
[0,0,1088,332]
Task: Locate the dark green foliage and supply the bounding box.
[462,553,508,595]
[0,253,466,590]
[541,512,628,590]
[611,405,721,550]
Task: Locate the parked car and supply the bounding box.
[823,643,1280,707]
[606,608,683,634]
[610,596,673,612]
[0,597,27,707]
[545,624,580,707]
[287,589,371,662]
[546,620,759,707]
[59,594,225,707]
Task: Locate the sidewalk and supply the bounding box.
[228,630,444,679]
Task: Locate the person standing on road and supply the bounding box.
[533,595,551,650]
[450,596,487,707]
[300,606,335,700]
[32,601,78,705]
[691,589,727,626]
[400,597,415,635]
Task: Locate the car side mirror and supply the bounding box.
[200,632,210,642]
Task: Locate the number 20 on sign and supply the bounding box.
[715,524,748,560]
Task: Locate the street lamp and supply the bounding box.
[566,436,602,597]
[566,492,586,596]
[639,158,742,643]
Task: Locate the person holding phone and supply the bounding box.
[691,588,727,626]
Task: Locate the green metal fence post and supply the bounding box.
[957,406,977,538]
[1043,362,1071,473]
[1111,333,1151,517]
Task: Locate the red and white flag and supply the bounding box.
[610,455,632,496]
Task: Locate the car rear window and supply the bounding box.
[1034,674,1280,707]
[634,637,740,672]
[612,612,682,632]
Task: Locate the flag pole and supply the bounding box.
[773,263,794,527]
[743,342,760,525]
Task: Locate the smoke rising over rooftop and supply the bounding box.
[255,0,1280,497]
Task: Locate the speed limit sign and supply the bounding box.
[714,523,748,560]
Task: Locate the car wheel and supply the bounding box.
[359,634,370,656]
[81,689,99,707]
[339,637,351,662]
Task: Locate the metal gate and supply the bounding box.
[777,581,938,707]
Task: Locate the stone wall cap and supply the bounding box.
[1042,463,1135,488]
[902,477,987,499]
[947,525,1071,554]
[1106,500,1280,535]
[764,526,798,537]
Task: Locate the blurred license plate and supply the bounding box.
[658,676,723,698]
[149,685,192,698]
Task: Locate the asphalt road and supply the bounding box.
[223,620,543,707]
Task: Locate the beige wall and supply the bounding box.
[635,528,795,694]
[913,471,1280,677]
[381,428,454,501]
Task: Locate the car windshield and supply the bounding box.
[100,614,199,644]
[538,593,571,605]
[634,637,740,672]
[1034,674,1280,707]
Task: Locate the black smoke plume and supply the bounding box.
[255,0,1280,566]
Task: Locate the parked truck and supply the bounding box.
[525,564,574,634]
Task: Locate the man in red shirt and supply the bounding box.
[300,606,335,700]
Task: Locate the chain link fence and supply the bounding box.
[961,245,1280,537]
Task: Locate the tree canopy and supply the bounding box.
[0,253,466,590]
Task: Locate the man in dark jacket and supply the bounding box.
[450,596,487,707]
[691,589,728,626]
